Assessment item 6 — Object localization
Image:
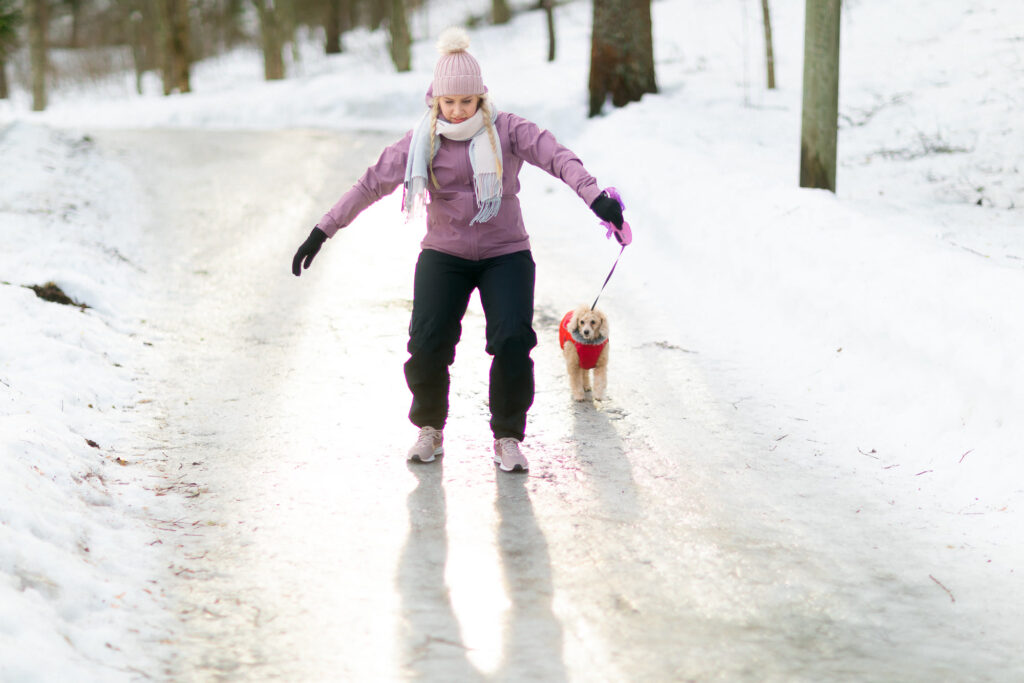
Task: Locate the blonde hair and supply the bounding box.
[428,94,502,190]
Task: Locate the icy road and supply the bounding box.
[100,129,1022,681]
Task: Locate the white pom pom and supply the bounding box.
[436,27,471,55]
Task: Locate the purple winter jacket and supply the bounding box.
[317,111,604,261]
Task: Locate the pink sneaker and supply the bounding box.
[493,438,528,472]
[408,426,443,463]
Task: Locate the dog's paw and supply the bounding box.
[572,392,587,402]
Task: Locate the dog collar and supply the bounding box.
[570,330,607,346]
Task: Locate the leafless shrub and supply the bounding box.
[839,92,909,128]
[868,131,973,162]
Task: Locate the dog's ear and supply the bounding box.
[597,311,609,337]
[570,304,587,330]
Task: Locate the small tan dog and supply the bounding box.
[558,305,610,401]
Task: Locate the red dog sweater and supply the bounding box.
[559,310,608,370]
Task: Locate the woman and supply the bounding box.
[292,27,626,473]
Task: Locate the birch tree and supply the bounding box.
[799,0,841,191]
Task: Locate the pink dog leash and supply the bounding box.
[591,188,631,311]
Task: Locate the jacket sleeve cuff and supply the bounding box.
[317,213,342,238]
[580,183,604,208]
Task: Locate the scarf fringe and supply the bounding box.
[470,172,501,224]
[403,176,428,220]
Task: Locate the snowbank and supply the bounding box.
[1,0,1022,677]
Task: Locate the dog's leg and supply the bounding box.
[570,366,587,401]
[564,346,587,401]
[592,367,607,400]
[582,368,592,393]
[592,347,609,400]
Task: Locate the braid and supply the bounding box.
[428,99,440,189]
[480,96,503,178]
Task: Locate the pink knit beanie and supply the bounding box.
[431,27,486,97]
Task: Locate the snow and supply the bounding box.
[2,0,1023,678]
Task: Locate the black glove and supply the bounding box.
[292,227,327,276]
[590,192,624,229]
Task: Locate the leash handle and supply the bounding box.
[591,244,626,311]
[599,187,632,246]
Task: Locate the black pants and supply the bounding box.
[405,249,537,441]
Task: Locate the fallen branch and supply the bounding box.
[959,449,974,464]
[929,574,955,603]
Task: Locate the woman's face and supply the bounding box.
[438,94,481,124]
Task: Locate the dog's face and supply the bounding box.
[571,306,608,341]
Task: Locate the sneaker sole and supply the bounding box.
[493,455,527,472]
[409,447,443,463]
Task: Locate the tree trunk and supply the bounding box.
[492,0,511,25]
[159,0,191,94]
[388,0,410,73]
[325,0,343,54]
[761,0,776,89]
[68,0,83,48]
[125,0,152,95]
[369,0,387,30]
[224,0,246,48]
[0,0,20,89]
[26,0,47,111]
[253,0,286,80]
[542,0,555,62]
[588,0,657,117]
[799,0,841,192]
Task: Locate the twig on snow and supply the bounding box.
[959,449,974,464]
[929,574,956,603]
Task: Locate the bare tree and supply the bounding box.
[126,2,147,94]
[25,0,47,110]
[325,0,345,54]
[368,0,386,30]
[66,0,84,48]
[0,0,21,99]
[117,0,159,94]
[799,0,841,191]
[761,0,776,89]
[541,0,555,62]
[492,0,511,25]
[252,0,287,80]
[388,0,410,72]
[158,0,191,94]
[588,0,657,117]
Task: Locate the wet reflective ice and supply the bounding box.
[103,130,1024,681]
